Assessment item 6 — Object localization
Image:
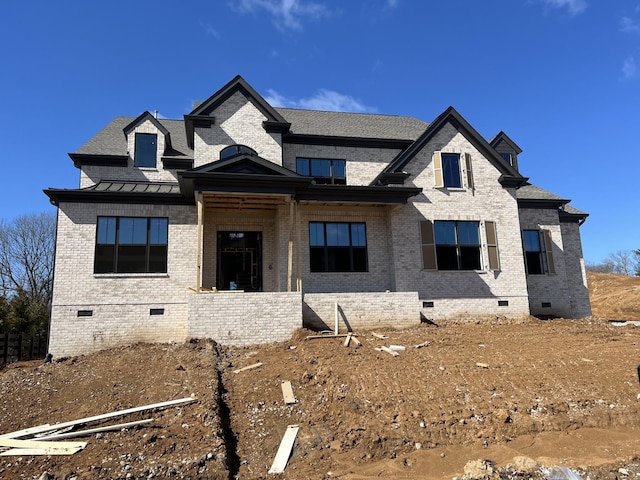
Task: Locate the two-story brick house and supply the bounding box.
[44,75,590,356]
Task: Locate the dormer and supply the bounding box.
[123,111,171,169]
[489,131,522,173]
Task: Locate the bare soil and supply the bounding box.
[1,272,640,479]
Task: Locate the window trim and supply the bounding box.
[309,221,368,272]
[94,216,169,274]
[296,158,347,185]
[220,144,257,160]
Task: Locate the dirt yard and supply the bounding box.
[1,272,640,479]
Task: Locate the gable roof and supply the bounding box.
[489,131,523,154]
[372,106,528,188]
[184,75,291,149]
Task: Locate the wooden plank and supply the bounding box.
[389,345,406,351]
[268,425,299,474]
[350,336,362,347]
[287,199,294,292]
[281,381,297,405]
[343,333,351,347]
[0,446,85,456]
[233,362,263,374]
[305,334,352,340]
[0,437,87,452]
[372,332,388,339]
[414,341,430,348]
[1,397,195,439]
[375,346,399,357]
[196,191,203,293]
[39,419,153,440]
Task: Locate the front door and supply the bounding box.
[216,231,262,291]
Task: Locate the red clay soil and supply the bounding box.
[1,272,639,479]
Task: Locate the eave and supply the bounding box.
[44,188,189,207]
[69,153,128,169]
[283,133,412,150]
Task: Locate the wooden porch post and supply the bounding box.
[287,198,294,292]
[295,201,302,292]
[196,191,203,293]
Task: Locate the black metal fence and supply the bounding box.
[0,332,48,364]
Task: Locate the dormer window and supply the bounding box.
[134,133,157,168]
[220,144,257,160]
[500,152,514,167]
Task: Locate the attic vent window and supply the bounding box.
[220,145,257,160]
[500,152,514,166]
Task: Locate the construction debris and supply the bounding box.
[389,345,406,351]
[268,425,299,474]
[372,332,388,339]
[414,341,430,348]
[233,362,264,374]
[375,346,399,357]
[476,362,489,369]
[281,381,297,405]
[0,397,196,456]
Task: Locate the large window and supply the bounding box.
[297,158,346,185]
[134,133,157,168]
[95,217,168,273]
[434,221,481,270]
[523,229,555,275]
[309,222,367,272]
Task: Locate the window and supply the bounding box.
[220,144,257,160]
[95,217,168,273]
[309,222,367,272]
[523,229,555,275]
[296,158,346,185]
[420,220,482,270]
[500,152,514,166]
[134,133,157,168]
[433,152,473,189]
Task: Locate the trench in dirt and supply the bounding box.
[214,345,241,480]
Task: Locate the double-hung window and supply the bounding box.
[433,152,473,189]
[523,229,555,275]
[95,217,168,273]
[134,133,157,168]
[309,222,367,272]
[296,158,346,185]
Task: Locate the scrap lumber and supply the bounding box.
[414,341,430,348]
[375,346,399,357]
[0,397,195,439]
[305,333,352,340]
[372,332,388,339]
[38,419,153,440]
[233,362,263,374]
[476,362,489,369]
[0,437,87,455]
[389,345,406,351]
[0,446,85,456]
[350,336,362,347]
[344,333,352,347]
[281,381,297,405]
[268,425,299,474]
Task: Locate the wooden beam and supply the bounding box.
[295,201,301,292]
[281,381,297,405]
[38,419,153,440]
[268,425,299,474]
[0,446,85,456]
[196,191,204,293]
[0,437,87,453]
[233,362,263,374]
[287,199,294,292]
[1,397,196,439]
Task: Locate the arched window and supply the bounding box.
[220,144,257,160]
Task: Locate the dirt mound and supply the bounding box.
[2,274,640,479]
[587,271,640,320]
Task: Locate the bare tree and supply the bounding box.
[604,250,640,276]
[0,212,56,332]
[585,260,615,273]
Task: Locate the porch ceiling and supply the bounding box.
[202,192,290,210]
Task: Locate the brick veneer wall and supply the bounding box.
[303,292,420,331]
[390,124,531,320]
[48,202,197,357]
[187,292,302,345]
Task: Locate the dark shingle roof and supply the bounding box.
[75,117,193,158]
[516,184,568,202]
[276,108,428,140]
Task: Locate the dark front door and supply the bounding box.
[216,231,262,291]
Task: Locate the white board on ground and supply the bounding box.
[268,425,299,474]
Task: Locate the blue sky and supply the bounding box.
[1,0,638,264]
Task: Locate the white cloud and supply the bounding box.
[265,89,376,113]
[200,22,221,38]
[543,0,587,15]
[622,56,639,79]
[232,0,329,31]
[386,0,399,8]
[620,16,640,34]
